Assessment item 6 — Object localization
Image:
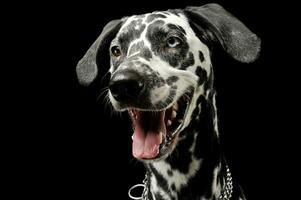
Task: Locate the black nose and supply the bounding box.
[109,70,144,102]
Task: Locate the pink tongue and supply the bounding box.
[132,111,166,159]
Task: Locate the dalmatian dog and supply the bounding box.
[76,3,260,200]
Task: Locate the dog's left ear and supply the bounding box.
[76,19,123,86]
[184,3,261,63]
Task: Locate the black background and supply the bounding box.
[5,0,297,199]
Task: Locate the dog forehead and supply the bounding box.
[118,11,190,37]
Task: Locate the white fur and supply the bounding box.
[152,157,202,193]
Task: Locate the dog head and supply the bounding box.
[76,3,260,161]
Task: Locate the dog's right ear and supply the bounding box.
[76,19,123,86]
[184,3,261,63]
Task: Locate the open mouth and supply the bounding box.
[128,92,191,161]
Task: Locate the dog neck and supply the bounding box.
[144,79,227,200]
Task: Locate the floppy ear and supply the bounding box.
[76,19,122,85]
[184,3,261,63]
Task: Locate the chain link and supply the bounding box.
[128,175,148,200]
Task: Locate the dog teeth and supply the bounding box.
[167,120,172,126]
[171,110,177,119]
[159,131,163,144]
[178,119,183,123]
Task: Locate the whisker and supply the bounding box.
[100,71,111,86]
[102,93,112,116]
[97,87,109,102]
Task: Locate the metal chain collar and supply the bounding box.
[128,165,233,200]
[219,165,233,200]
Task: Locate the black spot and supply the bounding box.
[167,169,173,176]
[171,184,176,191]
[146,20,189,67]
[146,13,167,23]
[199,51,205,62]
[118,19,146,53]
[180,52,195,69]
[166,76,179,85]
[195,66,207,85]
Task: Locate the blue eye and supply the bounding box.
[166,37,182,48]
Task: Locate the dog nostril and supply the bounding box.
[109,71,144,102]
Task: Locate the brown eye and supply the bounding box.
[111,46,121,57]
[166,36,182,48]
